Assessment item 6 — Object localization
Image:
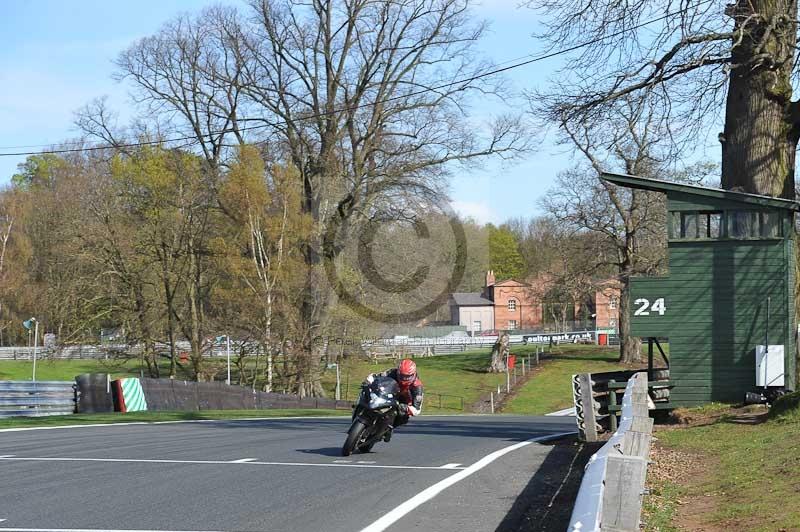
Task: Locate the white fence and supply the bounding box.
[0,329,606,361]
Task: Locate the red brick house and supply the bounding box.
[449,271,540,332]
[449,271,620,333]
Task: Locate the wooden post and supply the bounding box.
[578,373,598,442]
[490,392,494,413]
[623,424,654,459]
[600,455,648,531]
[609,386,618,432]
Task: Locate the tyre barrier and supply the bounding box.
[75,375,353,413]
[75,374,114,413]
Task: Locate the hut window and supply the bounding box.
[681,212,698,238]
[760,211,783,238]
[728,211,760,238]
[669,211,722,239]
[707,212,722,238]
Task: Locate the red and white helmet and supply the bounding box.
[397,359,417,386]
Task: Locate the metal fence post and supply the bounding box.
[490,392,494,414]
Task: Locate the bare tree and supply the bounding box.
[84,0,528,395]
[539,99,673,363]
[529,0,799,198]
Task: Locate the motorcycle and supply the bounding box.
[342,376,400,456]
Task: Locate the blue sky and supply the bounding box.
[0,0,582,223]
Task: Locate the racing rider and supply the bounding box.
[364,358,424,441]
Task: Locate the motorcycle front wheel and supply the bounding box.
[342,420,367,456]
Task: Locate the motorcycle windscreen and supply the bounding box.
[368,377,400,409]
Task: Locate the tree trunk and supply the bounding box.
[489,333,509,372]
[722,0,798,198]
[187,243,204,381]
[618,278,641,364]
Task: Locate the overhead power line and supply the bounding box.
[0,0,713,158]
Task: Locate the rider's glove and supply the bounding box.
[407,405,420,416]
[363,374,375,385]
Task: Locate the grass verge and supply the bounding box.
[0,408,346,429]
[1,344,627,421]
[0,351,513,415]
[502,345,631,415]
[646,396,800,531]
[326,351,510,412]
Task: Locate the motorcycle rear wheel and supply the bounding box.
[342,420,367,456]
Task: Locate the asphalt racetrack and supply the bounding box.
[0,415,576,532]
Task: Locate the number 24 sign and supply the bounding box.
[634,298,666,316]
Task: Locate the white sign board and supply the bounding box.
[756,344,784,387]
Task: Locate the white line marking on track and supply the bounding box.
[356,461,375,464]
[0,455,15,458]
[440,463,461,469]
[0,527,228,532]
[0,456,464,471]
[0,416,350,433]
[229,458,256,463]
[0,414,489,434]
[360,432,576,532]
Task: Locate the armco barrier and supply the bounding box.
[568,372,653,532]
[0,381,76,418]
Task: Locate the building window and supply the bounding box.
[669,211,723,239]
[472,320,481,332]
[508,320,517,330]
[760,211,783,237]
[669,210,782,240]
[728,210,759,238]
[507,299,516,311]
[609,296,618,310]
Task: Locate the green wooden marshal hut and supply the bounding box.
[603,172,799,406]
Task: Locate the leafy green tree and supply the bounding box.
[10,154,65,189]
[488,225,525,281]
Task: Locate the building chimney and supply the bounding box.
[485,270,495,287]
